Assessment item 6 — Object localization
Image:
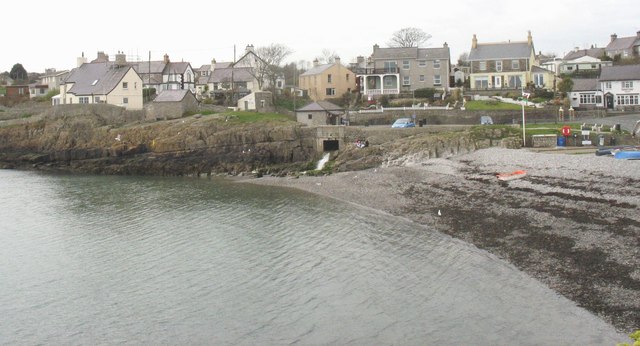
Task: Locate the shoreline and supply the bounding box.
[241,147,640,333]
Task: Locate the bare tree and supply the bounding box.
[315,49,339,64]
[387,27,431,48]
[457,52,470,66]
[246,44,292,91]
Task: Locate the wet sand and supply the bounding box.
[243,147,640,333]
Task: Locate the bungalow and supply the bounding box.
[568,79,603,109]
[560,47,612,75]
[296,100,344,126]
[58,53,143,110]
[599,65,640,110]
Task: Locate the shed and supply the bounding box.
[295,101,345,126]
[145,90,198,120]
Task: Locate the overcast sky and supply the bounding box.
[3,0,639,73]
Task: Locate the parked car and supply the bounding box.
[392,118,416,128]
[480,116,494,125]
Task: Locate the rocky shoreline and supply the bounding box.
[242,147,640,333]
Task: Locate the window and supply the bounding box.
[123,97,129,104]
[384,61,397,73]
[383,75,397,88]
[616,94,639,105]
[403,60,410,69]
[39,88,45,94]
[403,76,410,86]
[419,60,426,67]
[534,74,544,87]
[434,75,441,86]
[326,88,336,96]
[496,61,502,72]
[479,61,487,71]
[327,74,332,83]
[475,76,489,88]
[134,82,137,89]
[95,96,101,103]
[122,82,128,89]
[308,114,313,120]
[433,60,441,69]
[419,75,425,82]
[79,96,89,104]
[346,74,349,81]
[508,75,522,88]
[579,93,597,104]
[623,81,634,89]
[604,82,611,89]
[511,60,520,69]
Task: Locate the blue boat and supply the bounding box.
[613,149,640,160]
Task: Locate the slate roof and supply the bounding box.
[65,62,133,96]
[300,63,333,76]
[563,48,605,61]
[468,41,533,61]
[154,90,192,102]
[572,78,600,91]
[297,100,343,112]
[372,47,450,60]
[599,65,640,81]
[164,62,190,74]
[531,66,553,73]
[606,36,640,51]
[132,61,166,74]
[209,67,254,83]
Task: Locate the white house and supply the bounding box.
[560,47,612,75]
[599,65,640,110]
[57,53,143,110]
[568,79,603,109]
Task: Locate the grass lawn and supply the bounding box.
[524,123,582,136]
[465,100,527,111]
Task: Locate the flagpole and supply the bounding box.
[521,86,527,147]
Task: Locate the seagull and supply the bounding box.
[115,134,121,141]
[438,210,442,216]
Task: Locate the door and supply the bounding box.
[605,94,614,109]
[494,76,502,89]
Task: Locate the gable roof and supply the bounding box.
[531,66,553,73]
[606,35,640,51]
[563,48,605,61]
[154,89,194,102]
[469,41,533,61]
[164,62,191,75]
[208,67,254,83]
[599,65,640,81]
[572,78,599,92]
[65,62,134,96]
[297,100,343,112]
[132,61,166,74]
[300,63,334,76]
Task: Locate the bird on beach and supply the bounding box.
[438,210,442,216]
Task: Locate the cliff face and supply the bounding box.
[0,113,317,176]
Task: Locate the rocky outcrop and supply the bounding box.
[0,113,318,176]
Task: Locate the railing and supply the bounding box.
[354,67,400,75]
[348,104,451,114]
[365,89,399,95]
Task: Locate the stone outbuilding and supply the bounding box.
[237,91,273,112]
[145,89,198,120]
[295,100,345,126]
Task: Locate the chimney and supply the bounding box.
[77,52,87,67]
[246,44,254,53]
[334,56,341,65]
[115,51,126,66]
[637,31,640,38]
[163,54,170,64]
[575,47,580,52]
[96,51,109,62]
[472,34,478,49]
[611,33,617,42]
[357,56,365,64]
[443,42,449,49]
[527,30,532,46]
[210,59,216,73]
[313,58,319,67]
[373,44,379,52]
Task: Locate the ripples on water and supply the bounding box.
[0,170,624,345]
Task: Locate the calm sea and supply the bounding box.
[0,169,624,345]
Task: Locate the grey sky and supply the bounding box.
[3,0,639,73]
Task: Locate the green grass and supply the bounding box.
[465,100,526,111]
[524,123,582,136]
[225,111,293,123]
[0,86,5,95]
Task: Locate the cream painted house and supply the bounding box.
[57,53,143,110]
[299,58,356,101]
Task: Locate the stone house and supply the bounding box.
[145,89,199,120]
[237,91,273,112]
[355,43,451,98]
[296,100,345,126]
[605,32,640,59]
[468,31,537,90]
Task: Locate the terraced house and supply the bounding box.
[468,31,538,90]
[355,43,451,98]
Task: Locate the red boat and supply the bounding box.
[496,170,527,181]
